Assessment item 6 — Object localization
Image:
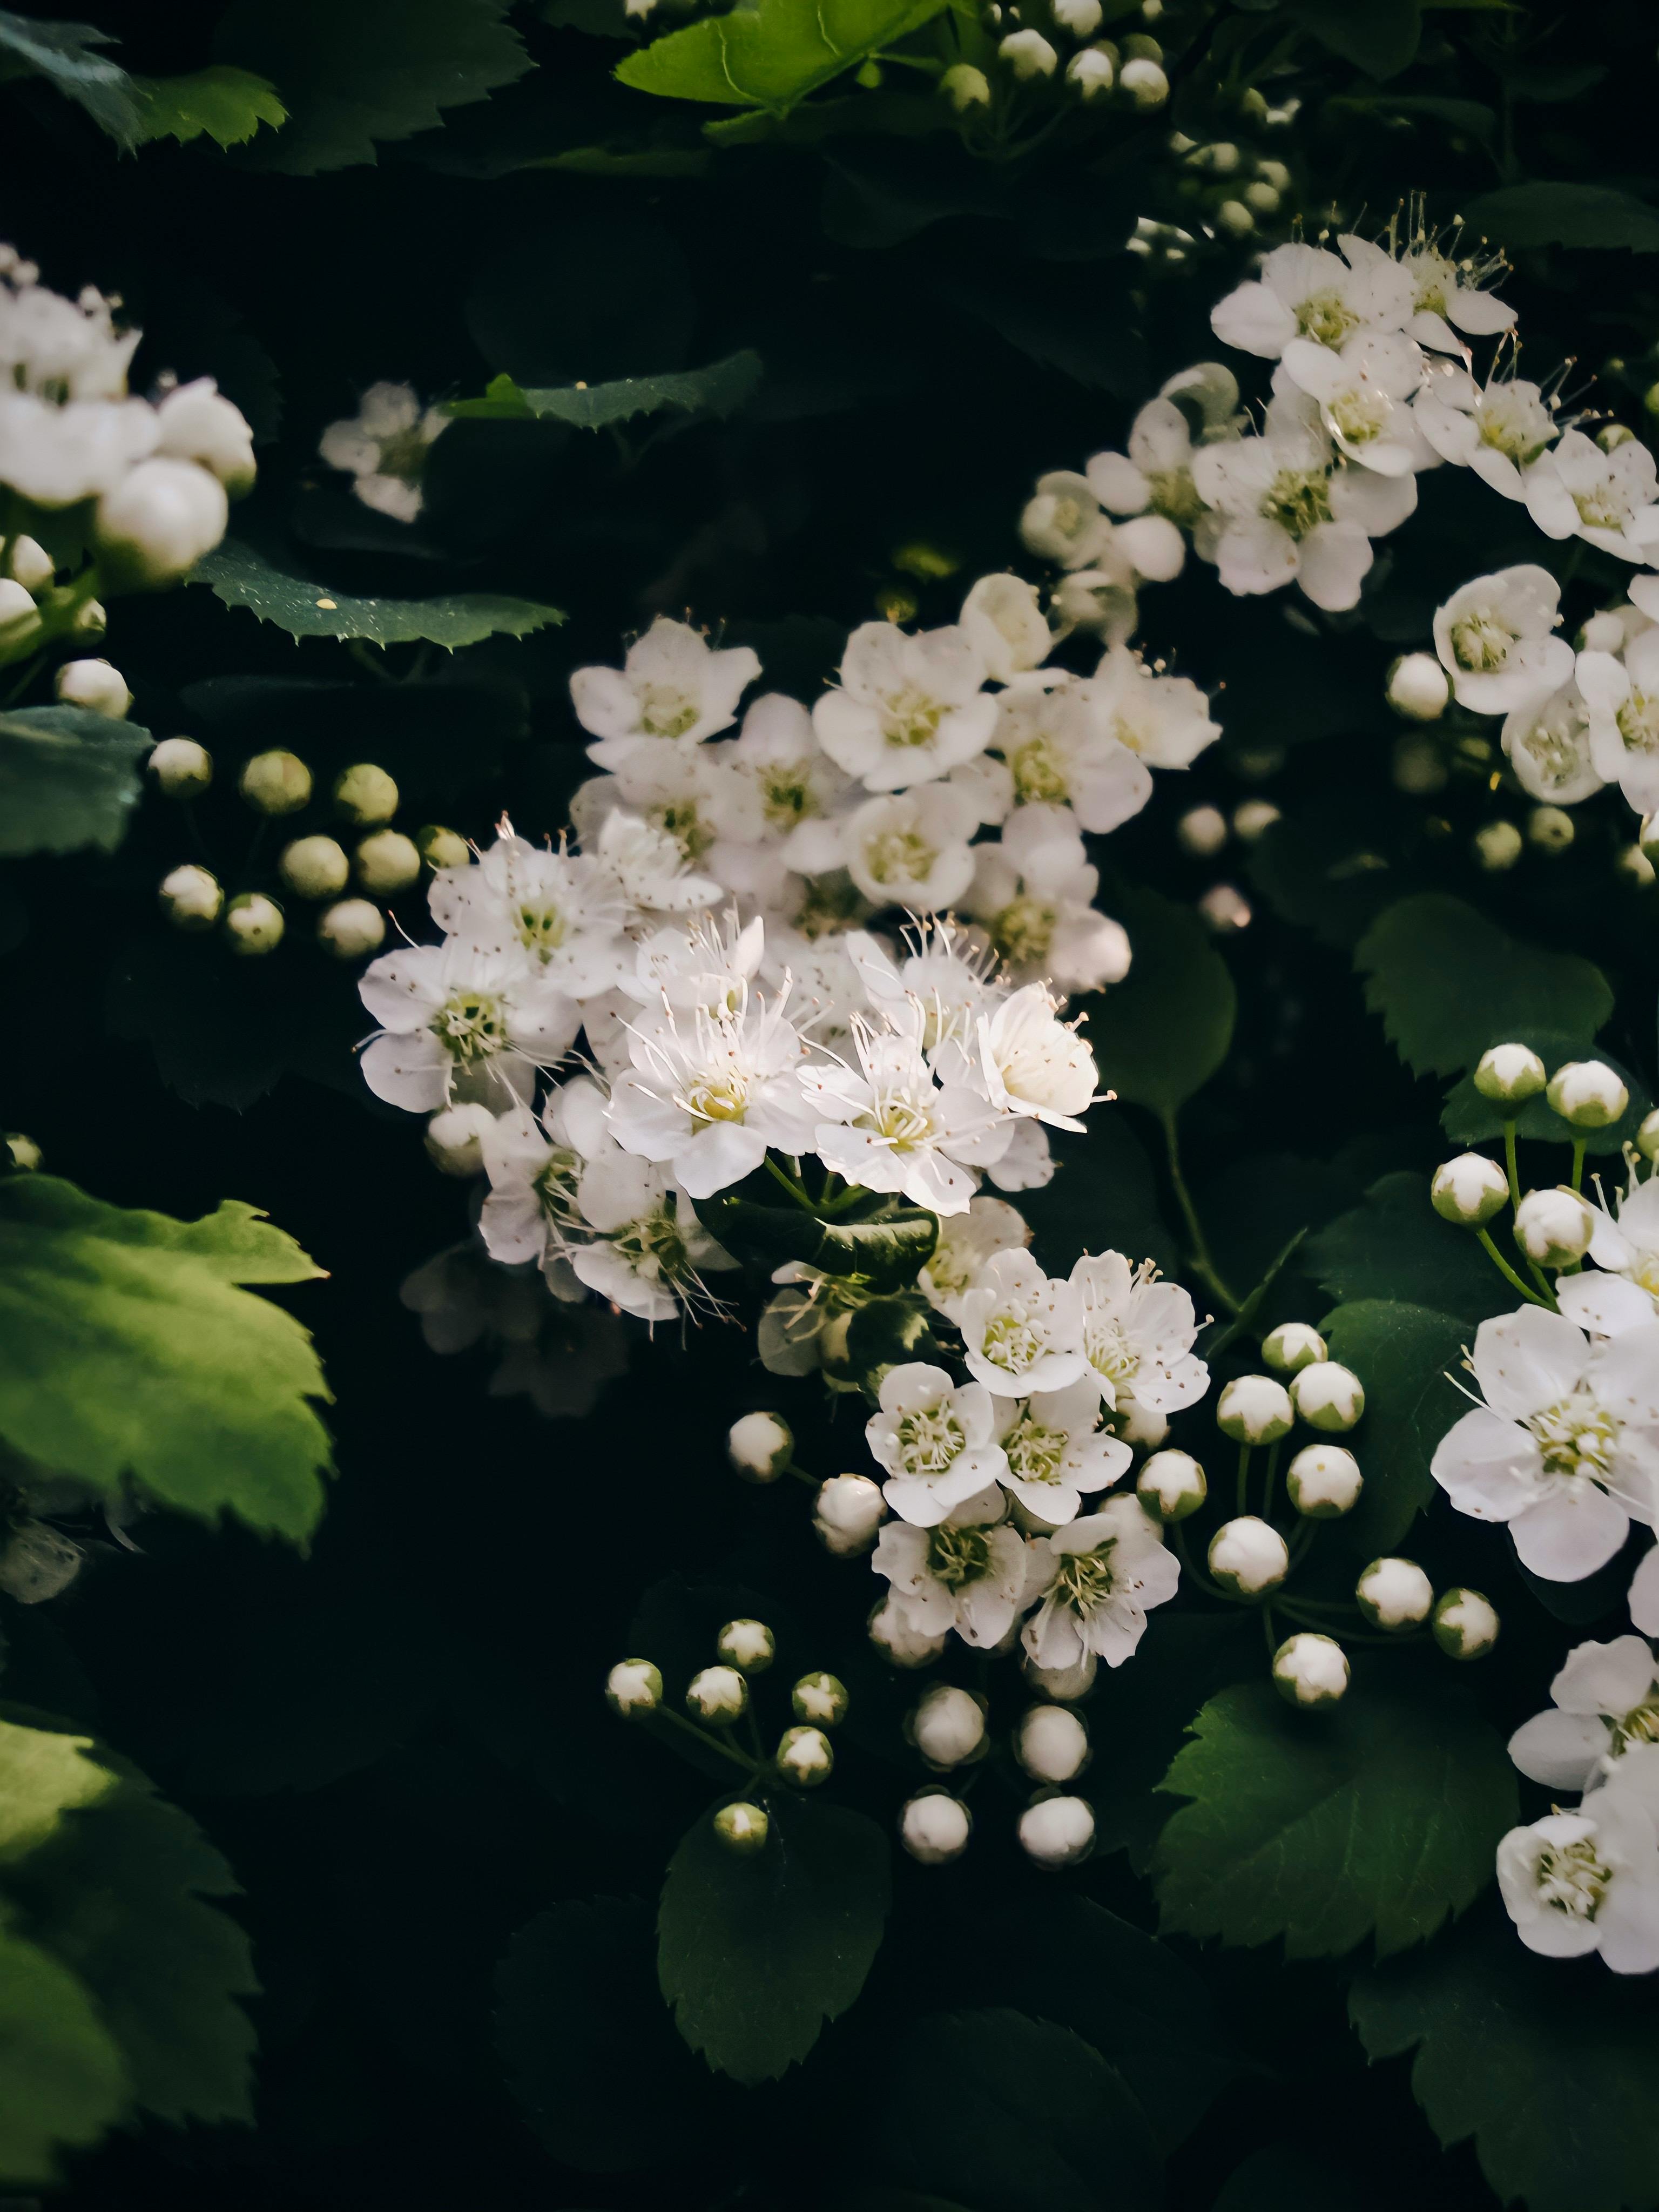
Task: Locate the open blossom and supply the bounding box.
[873,1500,1033,1647]
[974,984,1098,1131]
[993,1380,1131,1523]
[959,1247,1088,1395]
[1497,1749,1659,1972]
[1209,239,1415,361]
[359,941,581,1112]
[318,381,447,522]
[1501,683,1604,807]
[1020,470,1114,569]
[1412,366,1559,499]
[1429,1306,1659,1581]
[808,1021,1006,1214]
[571,617,760,772]
[1069,1251,1208,1418]
[1433,565,1574,715]
[991,680,1151,834]
[606,986,816,1200]
[1576,628,1659,815]
[1086,389,1221,556]
[480,1075,610,1273]
[865,1363,1008,1525]
[1556,1171,1659,1336]
[848,921,1004,1060]
[567,1150,735,1321]
[1345,225,1515,354]
[961,572,1054,683]
[591,807,721,913]
[619,909,765,1026]
[1279,331,1427,476]
[813,623,997,792]
[1083,646,1221,774]
[1021,1493,1179,1668]
[1525,428,1659,562]
[842,786,978,911]
[1509,1635,1659,1792]
[919,1195,1031,1324]
[965,805,1131,993]
[431,830,633,998]
[727,692,854,844]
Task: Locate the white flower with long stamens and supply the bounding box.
[849,920,1007,1064]
[1083,646,1222,773]
[431,830,634,999]
[990,680,1152,834]
[842,786,979,911]
[1576,626,1659,815]
[571,616,760,772]
[872,1498,1033,1648]
[1209,239,1415,361]
[1557,1171,1659,1336]
[318,382,448,523]
[1509,1634,1659,1792]
[959,1247,1088,1396]
[1279,331,1427,476]
[814,623,998,793]
[1429,1305,1659,1581]
[568,1151,735,1322]
[865,1363,1009,1526]
[993,1379,1130,1523]
[919,1195,1031,1324]
[1412,366,1559,499]
[1021,1492,1178,1668]
[1069,1250,1209,1418]
[359,940,581,1113]
[479,1075,610,1273]
[974,984,1098,1131]
[619,910,766,1026]
[808,1021,1006,1215]
[592,807,721,914]
[1497,1754,1659,1972]
[591,746,765,884]
[1433,565,1575,714]
[965,806,1131,994]
[1525,429,1659,562]
[1501,683,1604,806]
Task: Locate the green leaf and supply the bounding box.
[868,2008,1162,2212]
[1319,1300,1471,1556]
[192,540,563,649]
[0,707,151,860]
[0,1926,129,2186]
[1284,0,1421,77]
[1015,1115,1179,1279]
[0,1176,333,1542]
[692,1194,938,1291]
[0,10,140,147]
[1152,1682,1516,1959]
[1350,1902,1659,2212]
[1441,1030,1652,1159]
[1081,887,1236,1118]
[1306,1172,1510,1325]
[211,0,532,172]
[1354,892,1612,1078]
[658,1795,889,2084]
[496,1897,727,2170]
[1460,181,1659,252]
[0,1716,113,1863]
[616,0,952,113]
[131,65,286,148]
[448,351,764,431]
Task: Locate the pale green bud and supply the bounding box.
[1285,1443,1363,1519]
[1136,1448,1206,1523]
[792,1672,848,1727]
[1638,1109,1659,1163]
[333,763,400,826]
[1356,1556,1433,1631]
[55,657,129,718]
[1432,1154,1509,1227]
[717,1618,775,1674]
[419,824,470,871]
[4,535,52,592]
[1216,200,1255,239]
[223,891,285,956]
[1474,1043,1547,1104]
[687,1665,748,1724]
[0,577,41,651]
[4,1134,42,1173]
[1273,1632,1349,1709]
[159,862,222,931]
[1432,1587,1500,1660]
[941,61,993,109]
[1291,1361,1364,1432]
[777,1724,834,1786]
[1120,54,1169,106]
[147,737,213,797]
[1528,804,1574,853]
[815,1473,887,1554]
[355,829,421,895]
[239,749,312,815]
[713,1800,769,1853]
[605,1657,662,1716]
[279,834,351,900]
[317,898,386,960]
[1474,820,1522,872]
[1263,1323,1326,1374]
[1547,1059,1629,1130]
[1216,1374,1294,1444]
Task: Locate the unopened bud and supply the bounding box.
[909,1684,986,1770]
[1638,1109,1659,1163]
[147,737,212,797]
[4,535,52,591]
[355,829,421,895]
[1021,1650,1097,1701]
[727,1411,793,1483]
[1112,1397,1169,1448]
[1514,1186,1595,1267]
[792,1672,848,1727]
[0,577,41,650]
[1291,1361,1364,1432]
[1474,820,1522,873]
[1357,1556,1433,1631]
[1244,180,1280,215]
[1017,1793,1095,1867]
[1000,29,1057,76]
[96,456,228,587]
[1263,1322,1326,1374]
[777,1724,833,1786]
[70,597,106,638]
[868,1595,946,1668]
[318,898,386,959]
[1052,0,1102,31]
[1475,1043,1547,1104]
[717,1618,775,1674]
[713,1800,769,1852]
[605,1657,662,1716]
[280,834,350,900]
[1546,1059,1629,1130]
[1176,803,1228,857]
[159,862,222,930]
[687,1665,748,1724]
[816,1472,887,1554]
[5,1134,42,1173]
[419,824,470,871]
[55,658,130,718]
[1209,1515,1289,1596]
[424,1103,495,1177]
[1067,45,1114,96]
[1273,1633,1349,1709]
[1286,1443,1363,1519]
[1120,54,1169,106]
[1432,1586,1500,1660]
[940,61,993,109]
[900,1791,972,1864]
[223,891,284,956]
[1216,199,1255,239]
[1599,423,1637,453]
[239,750,312,815]
[1137,1448,1206,1523]
[1015,1704,1089,1783]
[332,763,400,826]
[1432,1154,1509,1227]
[1216,1374,1293,1445]
[1233,799,1280,844]
[1528,804,1574,853]
[1386,651,1450,721]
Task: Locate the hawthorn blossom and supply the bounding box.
[605,987,817,1199]
[1069,1251,1209,1418]
[1412,367,1559,498]
[1557,1171,1659,1336]
[1433,565,1574,714]
[813,623,998,792]
[727,692,854,843]
[318,382,448,523]
[479,1076,610,1272]
[568,1151,735,1321]
[571,617,760,771]
[1525,428,1659,562]
[1020,470,1114,569]
[1021,1492,1179,1668]
[993,1380,1130,1523]
[959,1247,1089,1395]
[1576,629,1659,814]
[1209,239,1414,361]
[618,909,765,1026]
[919,1195,1031,1324]
[359,941,581,1112]
[431,831,633,997]
[810,1022,1006,1212]
[985,1118,1055,1192]
[974,984,1098,1131]
[842,786,979,911]
[847,921,1004,1061]
[1083,647,1221,774]
[1085,394,1215,556]
[965,805,1132,993]
[1500,683,1604,807]
[991,680,1152,833]
[1279,331,1427,476]
[1388,228,1515,352]
[865,1363,1009,1525]
[872,1500,1033,1647]
[1509,1635,1659,1792]
[960,572,1054,683]
[591,807,721,913]
[1497,1753,1659,1972]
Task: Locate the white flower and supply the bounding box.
[1085,395,1213,561]
[1525,428,1659,562]
[1022,1492,1178,1668]
[959,1247,1089,1395]
[847,920,1004,1062]
[153,377,256,495]
[592,807,722,913]
[1501,682,1604,806]
[808,1022,1003,1216]
[843,786,979,911]
[571,616,760,772]
[1497,1759,1659,1971]
[1279,331,1427,476]
[1412,367,1559,498]
[619,909,766,1025]
[1020,470,1112,569]
[920,1195,1031,1324]
[1192,407,1409,612]
[1430,1306,1659,1580]
[1209,239,1415,361]
[1388,228,1516,352]
[960,573,1054,683]
[318,381,447,523]
[728,692,854,841]
[965,806,1132,993]
[1631,1547,1659,1635]
[1557,1172,1659,1337]
[1083,645,1222,772]
[479,1075,608,1272]
[588,745,765,881]
[814,623,997,793]
[760,927,866,1062]
[994,1378,1130,1523]
[1069,1250,1208,1418]
[990,682,1148,833]
[1577,629,1659,814]
[814,1473,887,1555]
[570,1150,734,1321]
[96,456,228,584]
[973,984,1098,1131]
[1000,28,1057,76]
[605,986,816,1201]
[1509,1634,1659,1792]
[872,1498,1032,1647]
[865,1363,1009,1526]
[359,941,581,1112]
[1433,565,1574,714]
[431,831,634,998]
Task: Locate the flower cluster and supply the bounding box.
[318,382,449,524]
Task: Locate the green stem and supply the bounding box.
[1261,1600,1279,1662]
[817,1181,873,1218]
[1162,1109,1242,1317]
[763,1155,817,1211]
[651,1708,759,1778]
[1570,1138,1587,1193]
[1172,1521,1249,1604]
[1235,1442,1252,1517]
[781,1461,819,1489]
[1262,1441,1281,1524]
[1502,1120,1521,1209]
[1476,1227,1555,1309]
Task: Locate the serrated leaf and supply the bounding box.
[1319,1299,1471,1556]
[1441,1030,1651,1159]
[449,350,764,431]
[1154,1683,1516,1959]
[1460,180,1659,252]
[211,0,532,173]
[658,1795,889,2084]
[0,1717,112,1864]
[1081,887,1236,1118]
[1307,1172,1510,1325]
[0,10,140,146]
[0,707,151,859]
[1350,1902,1659,2212]
[132,65,286,148]
[692,1193,938,1290]
[192,540,562,648]
[1355,892,1612,1078]
[616,0,952,113]
[0,1176,333,1542]
[0,1926,129,2186]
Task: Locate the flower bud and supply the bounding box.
[1546,1060,1629,1130]
[1272,1633,1349,1710]
[717,1618,775,1674]
[605,1657,662,1716]
[1528,804,1574,853]
[909,1684,986,1770]
[424,1103,495,1177]
[147,737,213,798]
[55,658,130,718]
[687,1665,748,1724]
[223,891,284,956]
[1386,651,1450,721]
[1474,1043,1547,1104]
[71,597,106,638]
[333,763,400,826]
[418,824,471,871]
[1244,180,1280,215]
[1263,1322,1326,1374]
[1581,610,1628,653]
[1216,1374,1293,1445]
[727,1411,793,1483]
[941,62,993,110]
[1209,1516,1289,1596]
[713,1801,769,1853]
[777,1724,833,1786]
[1286,1442,1363,1519]
[1638,1109,1659,1164]
[792,1672,848,1727]
[1021,1650,1097,1702]
[1136,1448,1206,1523]
[159,862,222,931]
[96,456,229,586]
[0,577,41,651]
[355,829,421,895]
[1474,820,1522,873]
[1513,1186,1595,1267]
[4,1134,42,1173]
[1215,199,1255,240]
[280,834,350,900]
[900,1791,971,1864]
[1176,804,1228,857]
[1431,1586,1499,1661]
[1017,1793,1095,1867]
[1112,1398,1169,1450]
[1357,1556,1433,1631]
[1229,802,1279,847]
[1015,1704,1089,1783]
[1067,45,1114,96]
[318,898,386,960]
[239,750,312,815]
[815,1472,887,1554]
[1000,28,1057,76]
[4,535,52,592]
[1052,0,1102,32]
[868,1595,946,1668]
[1291,1360,1364,1433]
[1431,1154,1509,1228]
[1120,54,1169,106]
[154,379,257,495]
